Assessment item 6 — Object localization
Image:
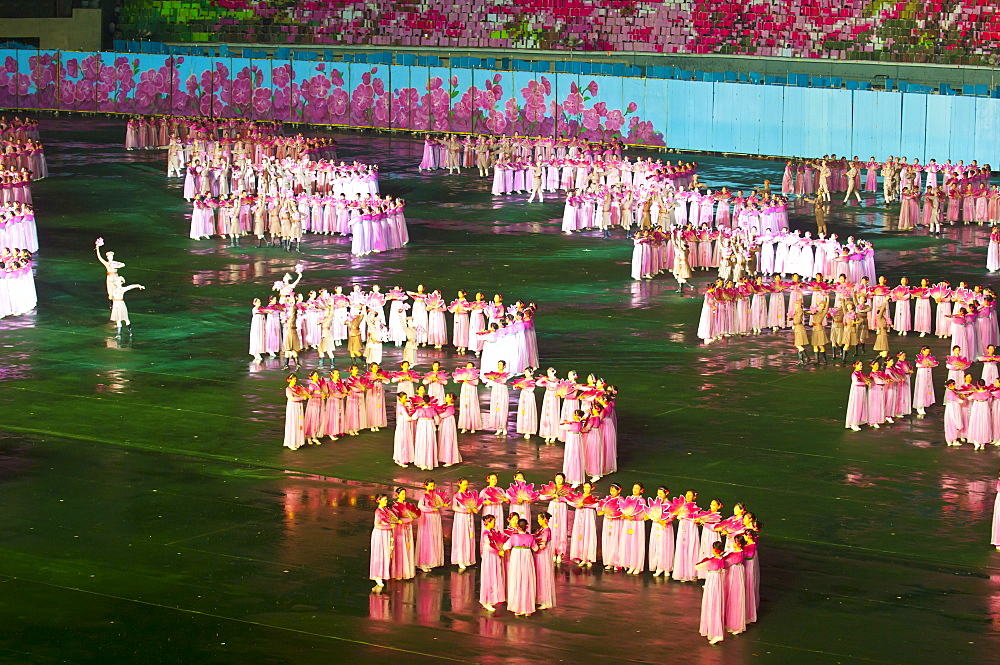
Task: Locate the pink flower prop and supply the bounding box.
[487,529,509,552]
[481,486,508,505]
[95,237,104,247]
[573,493,598,509]
[457,491,483,513]
[929,282,952,301]
[618,496,647,521]
[506,481,539,505]
[597,496,622,519]
[538,481,574,501]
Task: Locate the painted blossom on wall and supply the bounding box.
[0,48,666,146]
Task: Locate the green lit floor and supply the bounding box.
[1,118,998,663]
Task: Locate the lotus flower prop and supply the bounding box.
[698,511,723,526]
[393,370,422,382]
[929,282,951,302]
[511,377,535,390]
[554,380,577,399]
[456,491,483,513]
[715,515,745,536]
[427,491,449,510]
[486,529,509,552]
[671,498,702,520]
[481,486,508,505]
[539,481,574,502]
[381,506,403,526]
[394,501,420,521]
[94,237,104,248]
[597,495,622,519]
[506,481,540,505]
[618,496,647,521]
[573,493,598,509]
[645,497,669,522]
[453,367,475,382]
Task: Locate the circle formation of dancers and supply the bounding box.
[369,475,760,643]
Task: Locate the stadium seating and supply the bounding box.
[117,0,1000,65]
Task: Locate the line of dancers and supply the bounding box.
[418,133,625,174]
[698,276,999,362]
[181,157,377,201]
[0,202,38,253]
[0,166,32,205]
[633,227,875,285]
[0,117,46,180]
[369,476,760,642]
[190,192,407,255]
[498,155,698,200]
[126,115,283,150]
[0,247,36,318]
[780,154,990,202]
[167,132,337,176]
[251,282,538,372]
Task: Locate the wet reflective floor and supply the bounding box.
[2,118,1000,663]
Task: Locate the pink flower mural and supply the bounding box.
[2,48,666,146]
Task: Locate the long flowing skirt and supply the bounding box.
[570,508,597,563]
[648,521,675,573]
[506,549,537,615]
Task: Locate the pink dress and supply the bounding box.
[283,386,306,450]
[417,491,445,569]
[457,371,483,431]
[723,550,748,634]
[967,390,993,446]
[390,502,416,580]
[545,494,570,558]
[648,518,675,574]
[480,528,506,606]
[435,404,461,466]
[913,357,938,409]
[536,377,562,439]
[672,515,700,581]
[503,532,538,615]
[621,508,647,572]
[696,555,726,642]
[583,415,605,476]
[514,378,539,435]
[450,492,477,567]
[485,372,511,430]
[600,496,623,568]
[392,399,415,465]
[845,370,868,429]
[944,387,966,443]
[560,419,587,485]
[369,507,394,580]
[413,404,439,469]
[302,382,325,440]
[533,527,557,608]
[569,498,598,563]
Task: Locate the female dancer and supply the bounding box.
[456,362,483,433]
[724,535,748,636]
[672,490,701,582]
[283,374,307,450]
[109,275,145,338]
[449,290,471,354]
[537,367,563,444]
[513,368,539,439]
[845,361,868,431]
[479,514,506,611]
[393,393,415,467]
[364,362,389,431]
[913,346,938,416]
[416,479,446,573]
[943,379,967,446]
[791,301,810,365]
[696,541,727,644]
[302,371,326,446]
[450,477,479,571]
[541,473,571,563]
[559,409,589,487]
[412,396,440,471]
[620,483,648,575]
[503,519,538,617]
[570,481,599,567]
[648,486,675,577]
[370,494,395,588]
[600,483,624,570]
[483,360,511,436]
[436,393,461,467]
[534,512,556,610]
[390,487,417,581]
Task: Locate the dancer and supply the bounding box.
[503,518,539,617]
[479,514,506,611]
[283,374,307,450]
[416,479,446,573]
[570,481,599,567]
[451,477,479,571]
[696,541,727,644]
[95,237,125,300]
[369,494,395,588]
[108,275,145,337]
[484,360,512,436]
[533,512,556,610]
